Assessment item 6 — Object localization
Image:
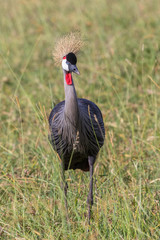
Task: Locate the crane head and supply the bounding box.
[62,52,80,75]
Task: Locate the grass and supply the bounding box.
[0,0,160,239]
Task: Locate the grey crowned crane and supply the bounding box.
[49,33,105,224]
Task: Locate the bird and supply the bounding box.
[48,32,105,224]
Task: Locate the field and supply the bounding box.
[0,0,160,239]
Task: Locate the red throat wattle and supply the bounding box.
[63,56,72,85]
[65,72,72,85]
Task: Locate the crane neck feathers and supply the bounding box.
[63,70,79,127]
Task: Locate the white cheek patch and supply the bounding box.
[62,59,69,71]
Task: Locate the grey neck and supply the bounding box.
[63,70,79,128]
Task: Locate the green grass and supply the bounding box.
[0,0,160,239]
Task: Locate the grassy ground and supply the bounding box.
[0,0,160,239]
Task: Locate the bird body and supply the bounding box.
[49,97,105,171]
[49,33,105,223]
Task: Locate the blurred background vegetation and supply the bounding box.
[0,0,160,239]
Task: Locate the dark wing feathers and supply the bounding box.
[48,98,105,170]
[78,98,105,155]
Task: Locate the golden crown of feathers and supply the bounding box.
[53,32,84,66]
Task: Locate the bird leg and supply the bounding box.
[87,156,95,225]
[60,161,69,221]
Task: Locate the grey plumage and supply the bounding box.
[49,49,105,224]
[49,98,105,170]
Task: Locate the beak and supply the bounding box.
[73,65,80,75]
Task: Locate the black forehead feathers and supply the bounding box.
[66,52,77,65]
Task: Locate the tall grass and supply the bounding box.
[0,0,160,239]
